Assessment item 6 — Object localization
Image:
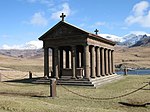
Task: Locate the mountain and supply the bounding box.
[101,33,150,47]
[99,34,123,43]
[121,34,143,46]
[131,34,150,47]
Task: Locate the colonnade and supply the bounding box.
[44,45,115,79]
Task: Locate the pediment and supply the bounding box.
[50,25,83,38]
[39,21,88,40]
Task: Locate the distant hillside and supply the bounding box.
[0,49,45,58]
[115,45,150,69]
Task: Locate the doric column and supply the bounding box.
[69,51,72,69]
[105,49,109,75]
[111,50,115,73]
[91,46,96,78]
[52,48,55,78]
[109,50,112,74]
[71,46,76,78]
[84,45,90,79]
[44,48,49,77]
[79,52,82,68]
[101,48,105,76]
[54,47,59,79]
[96,47,100,77]
[63,50,66,69]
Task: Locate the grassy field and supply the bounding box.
[0,75,150,112]
[0,47,150,112]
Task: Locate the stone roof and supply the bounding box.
[39,21,116,45]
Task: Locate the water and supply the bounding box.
[116,69,150,75]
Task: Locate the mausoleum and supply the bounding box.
[39,13,120,86]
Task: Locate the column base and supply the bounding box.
[54,76,59,80]
[83,77,90,81]
[91,76,96,78]
[71,76,77,79]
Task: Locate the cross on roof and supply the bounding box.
[60,13,66,21]
[94,29,99,35]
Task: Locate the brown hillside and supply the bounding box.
[114,46,150,69]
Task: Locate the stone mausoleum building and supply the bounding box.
[39,13,120,86]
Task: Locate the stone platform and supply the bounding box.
[58,74,123,87]
[32,74,123,87]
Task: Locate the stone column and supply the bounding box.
[84,45,90,79]
[69,51,72,69]
[71,46,76,79]
[101,48,105,76]
[44,48,49,77]
[58,49,60,77]
[91,46,96,78]
[54,47,59,79]
[109,50,112,74]
[105,49,109,75]
[111,50,115,74]
[63,50,66,69]
[96,47,100,77]
[52,48,55,78]
[79,52,82,68]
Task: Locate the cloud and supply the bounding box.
[125,1,150,27]
[51,3,71,20]
[2,40,43,49]
[25,0,54,7]
[95,22,106,26]
[29,12,48,26]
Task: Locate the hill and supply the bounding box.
[0,46,150,69]
[115,45,150,69]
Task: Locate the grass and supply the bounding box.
[0,75,150,112]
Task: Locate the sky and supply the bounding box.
[0,0,150,49]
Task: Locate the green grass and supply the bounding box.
[0,75,150,112]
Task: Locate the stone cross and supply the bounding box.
[60,13,66,21]
[94,29,99,35]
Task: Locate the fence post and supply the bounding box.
[124,68,127,75]
[29,71,32,79]
[50,78,56,97]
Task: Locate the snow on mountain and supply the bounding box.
[100,33,150,47]
[121,33,150,46]
[2,40,43,50]
[131,34,150,47]
[121,34,143,46]
[99,34,123,42]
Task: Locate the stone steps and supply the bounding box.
[31,74,123,87]
[91,74,123,87]
[57,74,123,87]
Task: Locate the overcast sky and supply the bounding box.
[0,0,150,49]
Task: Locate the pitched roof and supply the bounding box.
[38,21,116,45]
